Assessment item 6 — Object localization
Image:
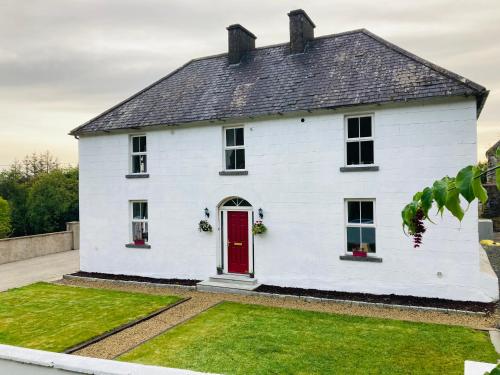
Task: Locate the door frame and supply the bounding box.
[219,205,254,276]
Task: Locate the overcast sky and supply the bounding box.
[0,0,499,167]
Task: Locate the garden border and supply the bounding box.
[63,274,197,290]
[64,297,190,354]
[63,273,490,317]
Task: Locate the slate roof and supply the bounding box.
[70,29,488,135]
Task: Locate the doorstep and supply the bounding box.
[197,274,261,293]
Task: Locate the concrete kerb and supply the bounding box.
[489,329,500,355]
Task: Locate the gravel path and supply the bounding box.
[73,294,221,359]
[54,277,500,359]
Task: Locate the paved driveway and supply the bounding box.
[0,250,79,291]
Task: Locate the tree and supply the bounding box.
[26,168,78,234]
[0,196,12,238]
[0,169,30,236]
[403,147,500,247]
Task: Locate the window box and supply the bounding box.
[352,250,367,257]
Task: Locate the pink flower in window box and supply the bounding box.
[353,250,367,257]
[134,239,145,245]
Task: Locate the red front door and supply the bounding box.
[227,211,249,274]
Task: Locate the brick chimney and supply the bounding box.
[288,9,315,54]
[227,24,257,64]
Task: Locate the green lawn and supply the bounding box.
[120,301,498,375]
[0,282,181,352]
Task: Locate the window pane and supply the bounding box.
[133,203,141,219]
[346,142,359,165]
[235,128,244,146]
[226,129,235,147]
[139,136,147,152]
[360,117,372,137]
[225,150,235,170]
[361,201,373,224]
[361,227,376,253]
[236,149,245,169]
[141,202,148,219]
[132,155,140,173]
[346,227,361,252]
[347,201,361,223]
[360,141,374,164]
[132,221,148,243]
[132,137,140,153]
[347,118,359,138]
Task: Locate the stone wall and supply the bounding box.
[483,184,500,231]
[0,222,79,265]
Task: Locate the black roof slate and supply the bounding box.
[70,29,488,135]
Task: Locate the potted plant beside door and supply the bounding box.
[252,219,267,235]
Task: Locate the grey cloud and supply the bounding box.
[0,0,499,164]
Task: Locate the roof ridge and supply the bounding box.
[70,29,369,135]
[191,29,366,62]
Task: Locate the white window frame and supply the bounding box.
[130,200,148,245]
[130,134,147,174]
[344,199,376,255]
[223,126,246,171]
[344,114,375,167]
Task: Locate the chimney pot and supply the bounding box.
[288,9,315,54]
[227,24,256,64]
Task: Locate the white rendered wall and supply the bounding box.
[78,97,498,302]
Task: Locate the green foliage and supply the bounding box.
[0,282,180,352]
[472,166,488,204]
[486,365,500,375]
[27,169,79,234]
[0,152,78,236]
[0,196,12,238]
[120,301,498,374]
[456,165,475,203]
[403,147,499,247]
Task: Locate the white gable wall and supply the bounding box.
[78,97,498,302]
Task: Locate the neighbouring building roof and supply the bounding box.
[70,29,488,136]
[486,140,500,157]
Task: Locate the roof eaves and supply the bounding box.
[69,59,196,136]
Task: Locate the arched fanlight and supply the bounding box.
[223,198,251,207]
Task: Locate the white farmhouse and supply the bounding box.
[71,9,498,303]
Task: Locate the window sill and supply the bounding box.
[339,255,382,263]
[125,243,151,249]
[219,170,249,176]
[126,173,150,179]
[340,166,379,172]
